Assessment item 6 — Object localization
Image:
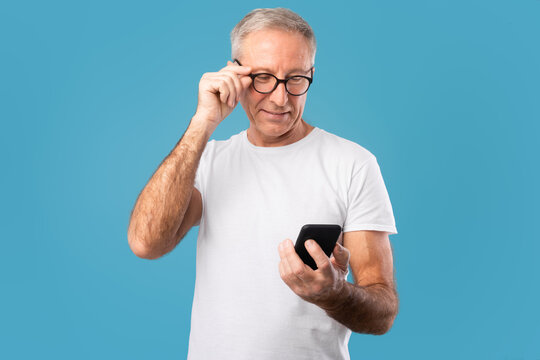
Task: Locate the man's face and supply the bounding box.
[237,29,313,139]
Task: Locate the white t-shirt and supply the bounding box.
[188,126,397,360]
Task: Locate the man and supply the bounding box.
[128,7,398,359]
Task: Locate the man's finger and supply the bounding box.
[239,75,252,90]
[215,74,237,107]
[221,62,251,75]
[305,239,331,272]
[278,240,287,259]
[217,80,233,105]
[279,243,296,282]
[330,243,350,273]
[278,259,286,279]
[333,242,350,265]
[221,70,244,102]
[283,239,310,281]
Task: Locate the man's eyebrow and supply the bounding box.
[252,67,311,76]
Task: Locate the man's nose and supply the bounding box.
[268,81,288,107]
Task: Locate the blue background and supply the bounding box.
[1,0,539,359]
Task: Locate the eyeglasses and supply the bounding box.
[234,59,313,96]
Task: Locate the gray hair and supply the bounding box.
[230,8,317,66]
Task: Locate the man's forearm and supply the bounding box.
[127,117,211,258]
[318,281,399,335]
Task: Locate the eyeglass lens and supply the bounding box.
[253,74,310,95]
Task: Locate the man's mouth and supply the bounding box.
[262,109,289,116]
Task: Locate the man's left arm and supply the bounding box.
[278,230,398,335]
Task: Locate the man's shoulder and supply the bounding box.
[315,127,376,163]
[203,130,245,156]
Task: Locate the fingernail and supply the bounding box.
[306,240,313,248]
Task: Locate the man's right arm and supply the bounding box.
[127,61,252,260]
[127,118,211,259]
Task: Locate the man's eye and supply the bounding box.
[288,77,304,84]
[256,75,272,81]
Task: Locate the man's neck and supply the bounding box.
[247,120,314,147]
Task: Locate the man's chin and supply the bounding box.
[252,119,303,140]
[253,117,290,133]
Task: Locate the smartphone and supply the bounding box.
[294,224,342,270]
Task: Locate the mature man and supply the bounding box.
[128,7,398,360]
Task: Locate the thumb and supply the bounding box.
[333,243,350,265]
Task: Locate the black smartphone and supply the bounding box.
[294,224,342,270]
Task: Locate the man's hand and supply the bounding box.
[278,238,351,308]
[194,61,252,131]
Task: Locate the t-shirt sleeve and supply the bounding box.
[194,156,204,196]
[343,155,397,234]
[193,140,213,227]
[194,140,214,194]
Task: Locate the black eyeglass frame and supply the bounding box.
[234,59,314,96]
